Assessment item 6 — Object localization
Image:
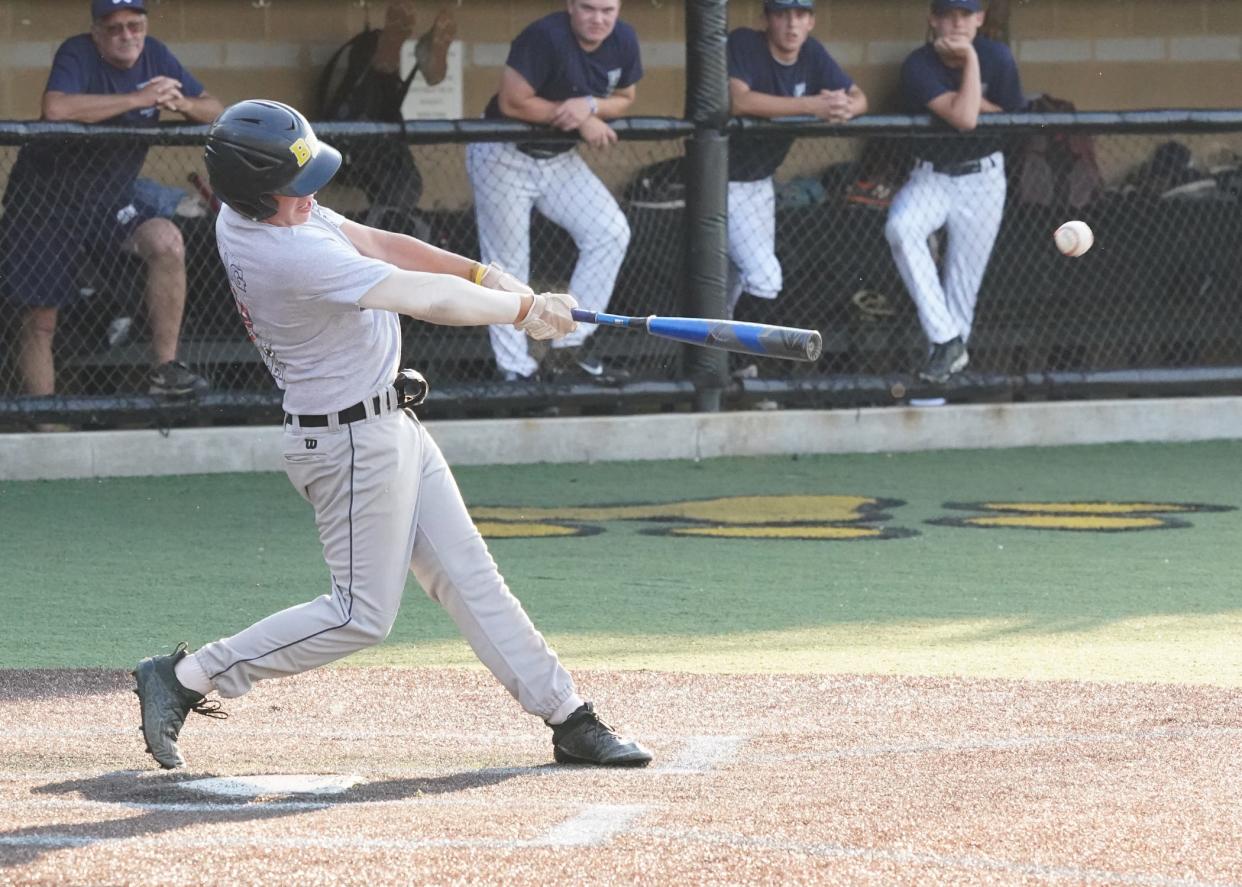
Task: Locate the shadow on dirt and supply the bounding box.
[1,765,532,869]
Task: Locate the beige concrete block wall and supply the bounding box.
[3,0,1242,120]
[2,0,1241,204]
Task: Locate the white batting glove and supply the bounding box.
[515,292,578,341]
[474,261,533,295]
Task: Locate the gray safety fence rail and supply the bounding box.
[1,111,1241,428]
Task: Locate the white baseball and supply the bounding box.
[1054,220,1094,257]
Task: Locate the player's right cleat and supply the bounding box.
[550,702,653,767]
[132,643,226,769]
[919,336,968,384]
[149,360,210,397]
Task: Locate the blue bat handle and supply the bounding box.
[571,309,641,329]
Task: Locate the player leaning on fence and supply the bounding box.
[726,0,866,325]
[465,0,642,384]
[0,0,223,410]
[884,0,1024,384]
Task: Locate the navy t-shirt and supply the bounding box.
[900,36,1023,166]
[727,28,853,182]
[7,34,204,211]
[483,11,643,157]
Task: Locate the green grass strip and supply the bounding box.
[2,440,1239,685]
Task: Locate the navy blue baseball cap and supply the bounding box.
[932,0,982,12]
[92,0,147,19]
[764,0,814,11]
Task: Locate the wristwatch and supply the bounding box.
[587,96,599,115]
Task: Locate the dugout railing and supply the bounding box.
[1,111,1242,429]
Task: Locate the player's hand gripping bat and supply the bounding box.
[570,309,823,362]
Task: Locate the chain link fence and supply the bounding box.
[729,116,1242,394]
[2,113,1242,428]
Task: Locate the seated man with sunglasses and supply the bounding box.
[0,0,223,411]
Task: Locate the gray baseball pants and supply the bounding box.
[189,400,582,723]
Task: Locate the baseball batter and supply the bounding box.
[465,0,641,382]
[727,0,866,319]
[132,100,652,770]
[884,0,1024,383]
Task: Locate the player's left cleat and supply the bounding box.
[550,702,653,767]
[132,643,227,769]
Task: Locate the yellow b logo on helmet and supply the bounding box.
[289,138,313,168]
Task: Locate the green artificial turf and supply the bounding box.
[2,440,1240,685]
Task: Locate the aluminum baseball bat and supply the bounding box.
[570,309,823,362]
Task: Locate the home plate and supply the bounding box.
[179,774,363,798]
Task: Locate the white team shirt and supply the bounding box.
[214,202,400,415]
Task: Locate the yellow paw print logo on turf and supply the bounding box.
[471,494,914,541]
[929,501,1234,532]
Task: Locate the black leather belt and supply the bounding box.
[284,370,428,428]
[286,395,383,428]
[922,156,995,177]
[517,143,572,160]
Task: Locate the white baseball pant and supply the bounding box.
[466,141,631,377]
[884,152,1006,345]
[189,394,583,724]
[726,177,783,315]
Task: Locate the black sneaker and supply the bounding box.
[149,360,209,397]
[132,643,227,769]
[550,702,653,767]
[918,337,968,383]
[548,346,630,384]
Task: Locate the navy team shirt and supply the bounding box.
[727,27,853,182]
[484,11,642,157]
[900,36,1024,166]
[7,34,204,211]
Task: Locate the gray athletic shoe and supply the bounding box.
[550,702,653,767]
[149,360,209,397]
[132,643,226,769]
[919,336,968,383]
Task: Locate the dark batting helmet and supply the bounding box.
[204,99,342,221]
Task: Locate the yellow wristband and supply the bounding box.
[472,262,487,286]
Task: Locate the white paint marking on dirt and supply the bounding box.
[0,816,647,853]
[644,828,1237,887]
[533,804,648,847]
[754,726,1242,762]
[652,735,745,774]
[179,774,363,797]
[0,835,100,848]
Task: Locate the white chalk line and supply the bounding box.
[651,735,745,774]
[641,828,1240,887]
[750,725,1242,762]
[0,803,650,851]
[538,804,649,846]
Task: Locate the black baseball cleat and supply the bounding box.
[550,702,653,767]
[149,360,210,397]
[132,643,227,769]
[918,336,968,384]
